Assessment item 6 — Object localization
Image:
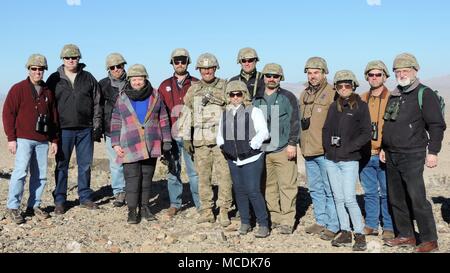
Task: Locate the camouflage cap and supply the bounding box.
[127,64,148,79]
[304,57,329,74]
[26,54,48,70]
[60,44,82,59]
[364,60,390,79]
[106,53,127,70]
[393,53,420,71]
[226,80,251,102]
[237,47,259,64]
[170,48,191,64]
[334,70,359,88]
[262,63,285,81]
[196,53,220,69]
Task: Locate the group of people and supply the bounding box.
[2,44,446,253]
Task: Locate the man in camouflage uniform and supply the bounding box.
[299,57,339,240]
[181,53,232,226]
[229,47,264,100]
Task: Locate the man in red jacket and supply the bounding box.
[2,54,58,224]
[158,48,200,217]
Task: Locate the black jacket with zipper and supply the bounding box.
[382,81,446,155]
[47,64,102,130]
[99,77,120,136]
[323,94,372,162]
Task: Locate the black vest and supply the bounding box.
[222,105,260,160]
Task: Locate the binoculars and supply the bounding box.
[35,114,49,134]
[301,117,311,130]
[383,101,400,121]
[371,122,378,141]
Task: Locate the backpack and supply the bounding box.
[418,86,445,118]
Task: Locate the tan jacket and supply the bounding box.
[299,81,336,157]
[361,86,390,155]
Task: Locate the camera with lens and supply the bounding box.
[383,101,400,121]
[301,117,311,130]
[371,122,378,141]
[35,114,49,134]
[331,136,341,147]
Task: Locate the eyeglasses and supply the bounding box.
[368,73,383,78]
[229,92,243,98]
[173,60,187,65]
[241,58,256,64]
[109,64,124,71]
[63,57,79,61]
[336,83,353,90]
[265,74,281,79]
[30,67,45,72]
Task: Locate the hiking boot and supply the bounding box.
[166,207,179,218]
[141,205,157,221]
[331,230,352,247]
[384,236,416,247]
[254,226,270,238]
[26,207,50,219]
[353,233,367,251]
[320,229,337,241]
[7,208,25,225]
[279,225,293,235]
[239,223,252,235]
[364,226,379,236]
[54,204,65,215]
[415,241,439,253]
[305,223,325,235]
[113,192,126,207]
[219,209,231,227]
[197,209,215,224]
[127,208,140,224]
[382,230,395,240]
[80,201,98,210]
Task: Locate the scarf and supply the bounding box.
[124,80,153,101]
[109,71,127,91]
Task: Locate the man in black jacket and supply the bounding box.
[381,53,446,253]
[47,44,102,214]
[99,53,127,207]
[229,48,264,100]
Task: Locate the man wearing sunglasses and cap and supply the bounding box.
[253,63,300,235]
[47,44,102,214]
[99,53,128,208]
[158,48,200,217]
[230,47,265,100]
[3,54,58,224]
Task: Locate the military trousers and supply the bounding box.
[194,145,232,212]
[265,148,298,227]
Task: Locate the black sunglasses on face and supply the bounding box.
[30,67,45,72]
[241,58,256,64]
[63,57,79,61]
[174,60,187,65]
[109,64,124,71]
[265,74,281,79]
[229,92,243,98]
[368,73,383,78]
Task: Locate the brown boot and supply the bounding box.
[331,230,352,247]
[305,223,325,235]
[352,233,367,251]
[415,241,439,253]
[219,208,231,227]
[382,230,395,240]
[384,236,416,247]
[197,209,215,224]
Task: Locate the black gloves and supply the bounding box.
[93,127,103,142]
[163,142,172,152]
[183,140,194,156]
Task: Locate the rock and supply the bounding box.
[66,241,82,253]
[109,245,121,253]
[156,233,166,241]
[367,240,382,253]
[187,233,207,243]
[164,234,178,244]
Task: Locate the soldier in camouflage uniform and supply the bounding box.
[181,53,232,226]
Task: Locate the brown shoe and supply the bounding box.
[305,223,325,235]
[364,226,379,236]
[415,241,439,253]
[166,207,179,218]
[384,236,416,247]
[80,201,98,210]
[219,209,231,227]
[197,209,215,224]
[54,204,65,215]
[26,207,50,219]
[382,230,395,240]
[320,229,337,241]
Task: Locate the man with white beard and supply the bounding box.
[380,53,446,253]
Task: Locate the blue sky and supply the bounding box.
[1,0,450,94]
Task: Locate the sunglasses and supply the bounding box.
[229,92,243,98]
[109,64,124,71]
[368,73,383,78]
[241,58,256,64]
[173,60,188,65]
[265,74,281,79]
[63,57,79,61]
[336,83,353,90]
[30,67,45,72]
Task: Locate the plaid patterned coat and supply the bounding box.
[110,89,171,164]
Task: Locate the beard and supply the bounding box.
[175,67,187,76]
[266,82,280,89]
[397,76,415,87]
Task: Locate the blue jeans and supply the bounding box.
[359,155,393,231]
[105,136,125,195]
[325,160,364,234]
[304,155,339,233]
[7,138,49,209]
[228,155,268,227]
[54,128,94,204]
[167,139,200,209]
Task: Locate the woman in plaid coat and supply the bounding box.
[111,64,172,224]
